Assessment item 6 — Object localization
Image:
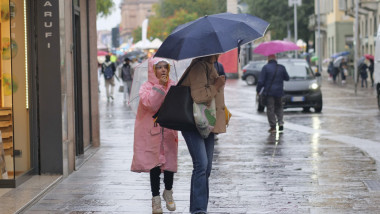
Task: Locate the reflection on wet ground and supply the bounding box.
[24,77,380,213]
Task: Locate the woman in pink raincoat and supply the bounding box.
[131,57,178,214]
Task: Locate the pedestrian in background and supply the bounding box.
[130,58,178,214]
[256,54,289,133]
[327,60,334,81]
[359,62,368,88]
[369,58,374,87]
[101,55,116,101]
[119,58,134,103]
[340,58,348,84]
[180,55,226,214]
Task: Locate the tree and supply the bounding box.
[96,0,115,18]
[245,0,314,50]
[155,0,226,18]
[136,0,226,41]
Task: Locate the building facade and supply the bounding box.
[119,0,158,39]
[310,0,354,60]
[345,0,379,56]
[0,0,99,188]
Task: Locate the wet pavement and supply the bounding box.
[22,76,380,214]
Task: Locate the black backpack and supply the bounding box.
[103,63,114,80]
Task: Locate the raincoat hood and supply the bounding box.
[148,57,170,84]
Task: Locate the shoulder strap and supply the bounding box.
[265,65,278,95]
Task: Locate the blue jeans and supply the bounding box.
[181,130,215,214]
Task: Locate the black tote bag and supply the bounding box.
[154,63,197,131]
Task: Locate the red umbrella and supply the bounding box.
[364,54,374,60]
[97,50,109,56]
[253,40,300,56]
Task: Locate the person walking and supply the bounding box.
[369,58,374,87]
[119,57,134,102]
[256,54,289,133]
[359,62,368,88]
[102,55,116,101]
[131,58,178,214]
[180,55,226,214]
[340,58,348,84]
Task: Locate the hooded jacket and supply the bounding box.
[181,58,227,134]
[131,58,178,173]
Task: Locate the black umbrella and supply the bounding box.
[155,13,269,60]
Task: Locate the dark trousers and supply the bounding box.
[266,96,284,128]
[150,166,174,197]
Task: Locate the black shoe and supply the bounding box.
[268,127,276,133]
[279,125,284,132]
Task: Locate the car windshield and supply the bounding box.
[281,61,314,79]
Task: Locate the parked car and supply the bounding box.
[256,58,323,113]
[241,61,266,85]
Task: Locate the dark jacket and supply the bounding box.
[359,64,368,79]
[256,60,289,97]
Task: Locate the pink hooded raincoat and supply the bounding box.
[131,58,178,173]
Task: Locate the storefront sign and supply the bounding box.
[35,0,63,174]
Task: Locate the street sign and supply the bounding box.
[289,0,302,6]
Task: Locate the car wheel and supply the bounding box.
[245,75,257,85]
[314,104,322,113]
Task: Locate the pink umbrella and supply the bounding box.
[253,40,300,56]
[97,50,109,56]
[364,54,374,60]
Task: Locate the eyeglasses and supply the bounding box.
[155,64,169,70]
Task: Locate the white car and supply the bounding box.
[374,25,380,109]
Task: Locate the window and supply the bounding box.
[0,0,30,182]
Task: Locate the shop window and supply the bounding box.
[0,0,30,185]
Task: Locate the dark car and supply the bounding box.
[241,61,266,85]
[256,58,323,113]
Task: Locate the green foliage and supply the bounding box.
[137,0,226,41]
[132,27,142,42]
[245,0,314,47]
[96,0,115,18]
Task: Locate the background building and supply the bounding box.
[119,0,159,40]
[310,0,354,61]
[345,0,379,56]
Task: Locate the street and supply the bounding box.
[24,76,380,214]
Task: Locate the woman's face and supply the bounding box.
[155,61,169,79]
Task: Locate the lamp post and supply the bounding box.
[289,0,301,58]
[354,0,359,94]
[317,0,322,82]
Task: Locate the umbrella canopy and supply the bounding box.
[331,51,350,58]
[128,57,192,114]
[333,56,346,67]
[311,56,319,62]
[97,50,109,56]
[155,13,269,60]
[364,54,374,60]
[253,40,300,56]
[357,56,366,67]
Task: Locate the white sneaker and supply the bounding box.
[162,189,176,211]
[152,196,163,214]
